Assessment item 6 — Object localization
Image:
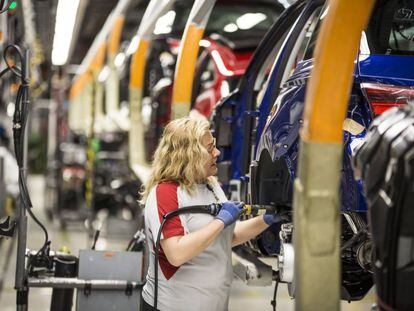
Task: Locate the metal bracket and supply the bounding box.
[125,282,133,296]
[84,282,92,296]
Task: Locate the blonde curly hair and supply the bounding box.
[140,117,215,202]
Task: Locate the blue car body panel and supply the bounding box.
[215,0,414,229]
[358,54,414,86]
[211,0,414,300]
[257,52,414,213]
[227,0,321,181]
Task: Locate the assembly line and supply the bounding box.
[0,0,413,310]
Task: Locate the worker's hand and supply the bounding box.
[263,213,290,226]
[215,201,244,228]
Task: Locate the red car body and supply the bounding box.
[193,38,253,117]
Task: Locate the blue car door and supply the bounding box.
[248,2,325,206]
[212,0,323,202]
[212,0,308,198]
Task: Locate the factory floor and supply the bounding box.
[0,176,375,310]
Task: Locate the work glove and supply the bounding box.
[215,201,244,228]
[263,212,290,226]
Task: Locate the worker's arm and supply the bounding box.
[160,219,224,267]
[160,201,244,266]
[231,216,269,247]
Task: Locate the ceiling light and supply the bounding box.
[51,0,80,66]
[224,23,238,33]
[153,10,176,35]
[236,13,267,30]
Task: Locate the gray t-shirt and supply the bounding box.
[142,181,234,311]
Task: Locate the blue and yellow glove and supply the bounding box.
[215,201,244,227]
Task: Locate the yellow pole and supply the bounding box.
[171,0,216,119]
[293,1,375,310]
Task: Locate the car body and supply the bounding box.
[254,0,414,211]
[214,0,414,222]
[192,37,254,118]
[212,0,414,301]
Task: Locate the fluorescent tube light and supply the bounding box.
[51,0,80,66]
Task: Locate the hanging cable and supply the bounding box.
[271,279,279,311]
[1,45,51,265]
[152,202,279,309]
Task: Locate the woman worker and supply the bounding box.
[141,117,282,311]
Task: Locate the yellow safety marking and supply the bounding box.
[171,23,205,118]
[129,39,150,89]
[302,0,375,143]
[89,43,107,73]
[108,16,125,56]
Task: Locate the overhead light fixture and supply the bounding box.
[51,0,80,66]
[153,10,176,35]
[223,23,238,33]
[236,13,267,30]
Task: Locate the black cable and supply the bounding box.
[3,45,23,79]
[126,229,145,251]
[271,280,279,311]
[1,44,50,260]
[91,228,101,250]
[126,236,135,251]
[154,217,167,311]
[151,202,278,309]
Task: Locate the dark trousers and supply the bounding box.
[141,296,160,311]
